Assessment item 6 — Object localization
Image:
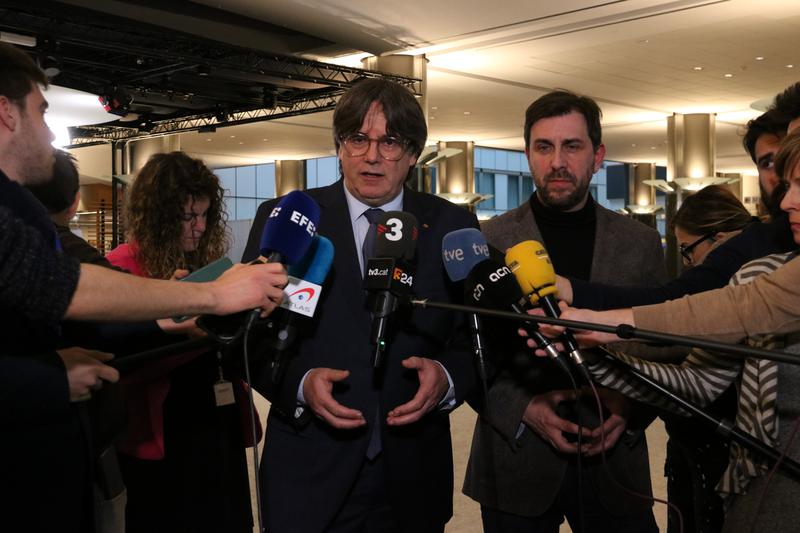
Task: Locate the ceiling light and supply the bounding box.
[262,138,268,142]
[230,135,236,138]
[463,111,471,115]
[693,66,703,71]
[431,106,438,110]
[0,31,36,47]
[724,73,733,78]
[631,143,637,147]
[787,64,795,69]
[755,56,764,61]
[206,138,212,142]
[238,141,243,145]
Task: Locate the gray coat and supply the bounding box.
[462,197,667,517]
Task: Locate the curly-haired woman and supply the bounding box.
[107,152,254,533]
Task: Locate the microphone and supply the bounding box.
[464,259,569,374]
[505,240,587,367]
[363,211,418,368]
[442,228,492,384]
[270,235,334,383]
[258,190,320,264]
[197,191,320,342]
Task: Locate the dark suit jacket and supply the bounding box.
[462,197,667,518]
[242,181,478,532]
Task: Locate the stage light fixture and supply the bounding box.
[98,86,133,117]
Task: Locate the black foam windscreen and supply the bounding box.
[465,259,525,309]
[373,211,419,260]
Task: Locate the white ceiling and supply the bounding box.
[133,0,800,177]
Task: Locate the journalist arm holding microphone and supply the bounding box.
[242,79,478,533]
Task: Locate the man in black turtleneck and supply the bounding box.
[464,90,666,533]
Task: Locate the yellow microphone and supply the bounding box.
[505,240,587,367]
[505,240,558,305]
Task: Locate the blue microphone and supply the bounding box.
[259,190,320,264]
[288,235,334,285]
[272,235,335,383]
[441,228,491,389]
[442,228,490,282]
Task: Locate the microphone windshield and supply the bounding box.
[465,259,524,309]
[373,211,419,260]
[505,240,558,304]
[260,190,321,264]
[288,235,334,285]
[442,228,490,282]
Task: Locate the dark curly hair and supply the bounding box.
[125,151,228,279]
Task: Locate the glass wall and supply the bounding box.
[306,155,339,189]
[473,146,620,219]
[215,163,276,221]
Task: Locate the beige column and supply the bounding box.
[667,113,715,183]
[127,136,181,176]
[630,163,656,207]
[437,141,474,194]
[275,160,305,196]
[361,54,428,123]
[666,113,716,276]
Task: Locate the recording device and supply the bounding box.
[442,228,492,383]
[505,240,587,366]
[464,259,567,371]
[270,235,334,382]
[363,211,418,368]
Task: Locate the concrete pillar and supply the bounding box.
[437,141,474,195]
[630,163,656,208]
[127,136,181,176]
[666,113,716,277]
[275,160,305,196]
[361,54,428,123]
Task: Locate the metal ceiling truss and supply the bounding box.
[0,1,422,145]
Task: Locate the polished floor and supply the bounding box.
[247,395,669,533]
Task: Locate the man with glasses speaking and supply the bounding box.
[243,78,478,533]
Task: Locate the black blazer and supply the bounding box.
[242,181,479,532]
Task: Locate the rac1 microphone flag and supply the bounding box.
[442,228,491,282]
[364,211,418,369]
[259,190,320,264]
[505,240,587,367]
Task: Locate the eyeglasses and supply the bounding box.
[679,232,716,265]
[340,133,408,161]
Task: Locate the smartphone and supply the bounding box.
[172,257,234,322]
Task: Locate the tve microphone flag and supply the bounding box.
[442,228,491,282]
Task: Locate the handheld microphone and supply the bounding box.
[270,235,334,383]
[464,259,568,372]
[197,192,320,343]
[442,228,491,281]
[258,190,320,264]
[363,211,418,369]
[442,228,492,384]
[505,240,586,366]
